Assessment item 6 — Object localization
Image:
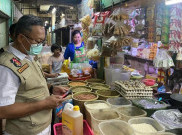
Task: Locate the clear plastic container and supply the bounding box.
[90,109,120,135]
[107,97,132,108]
[99,120,135,135]
[120,71,131,81]
[116,106,147,122]
[104,67,113,85]
[84,100,111,126]
[111,68,123,82]
[128,117,165,135]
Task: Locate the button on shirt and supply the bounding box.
[0,45,51,135]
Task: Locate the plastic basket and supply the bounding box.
[84,100,111,126]
[132,98,168,117]
[106,97,132,108]
[99,120,135,135]
[116,106,147,122]
[53,120,94,135]
[128,117,165,135]
[90,109,121,135]
[72,92,98,117]
[69,74,92,81]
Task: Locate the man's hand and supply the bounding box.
[49,73,59,78]
[53,86,69,95]
[43,95,66,109]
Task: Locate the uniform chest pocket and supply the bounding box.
[21,67,46,91]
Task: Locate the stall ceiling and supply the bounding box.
[14,0,82,6]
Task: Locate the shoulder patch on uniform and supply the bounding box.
[10,57,22,67]
[17,63,29,73]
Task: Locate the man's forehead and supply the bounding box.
[31,25,45,32]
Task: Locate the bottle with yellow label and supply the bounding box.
[62,103,83,135]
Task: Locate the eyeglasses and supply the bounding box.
[23,34,46,45]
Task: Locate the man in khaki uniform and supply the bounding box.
[0,15,66,135]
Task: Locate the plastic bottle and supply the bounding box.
[62,103,83,135]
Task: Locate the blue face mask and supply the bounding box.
[28,43,43,55]
[21,35,43,55]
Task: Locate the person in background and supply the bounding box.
[0,15,67,135]
[64,30,87,63]
[48,44,64,74]
[9,23,17,42]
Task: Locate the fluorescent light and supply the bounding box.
[52,8,56,13]
[165,0,182,5]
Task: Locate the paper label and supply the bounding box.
[62,113,74,135]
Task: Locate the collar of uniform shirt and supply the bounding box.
[8,44,34,61]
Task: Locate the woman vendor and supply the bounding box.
[64,30,88,63]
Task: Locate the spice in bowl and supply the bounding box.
[74,93,97,100]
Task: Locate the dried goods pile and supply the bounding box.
[74,93,97,100]
[131,123,157,133]
[114,80,153,99]
[85,103,110,110]
[68,81,87,87]
[71,86,91,93]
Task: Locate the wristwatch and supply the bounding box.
[49,85,54,94]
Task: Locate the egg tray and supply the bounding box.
[118,89,153,96]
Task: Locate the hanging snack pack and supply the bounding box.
[161,7,170,45]
[153,49,174,69]
[176,47,182,69]
[146,6,155,42]
[93,11,110,36]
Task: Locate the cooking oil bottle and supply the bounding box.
[62,103,83,135]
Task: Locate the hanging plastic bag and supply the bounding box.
[153,49,174,69]
[86,44,100,61]
[61,59,70,74]
[176,47,182,69]
[87,0,94,8]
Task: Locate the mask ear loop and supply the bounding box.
[19,34,33,60]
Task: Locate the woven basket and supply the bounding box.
[67,81,88,87]
[72,92,98,117]
[70,86,92,93]
[89,83,110,92]
[86,79,105,84]
[96,90,120,100]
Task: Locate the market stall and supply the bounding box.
[46,0,182,135]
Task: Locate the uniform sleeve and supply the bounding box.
[0,65,20,106]
[64,44,75,61]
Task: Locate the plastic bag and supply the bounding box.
[61,59,70,74]
[101,42,116,57]
[73,23,82,31]
[153,49,174,69]
[87,0,94,8]
[56,99,73,119]
[152,109,182,130]
[176,47,182,69]
[86,44,100,61]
